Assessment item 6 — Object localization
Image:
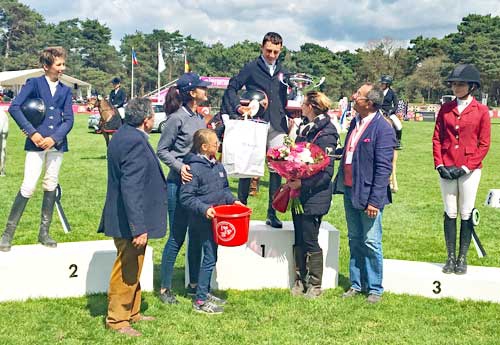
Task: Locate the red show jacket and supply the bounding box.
[432,98,490,170]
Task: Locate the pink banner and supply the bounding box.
[200,76,230,89]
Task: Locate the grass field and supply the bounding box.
[0,116,499,344]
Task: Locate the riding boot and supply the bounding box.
[266,172,283,228]
[38,190,57,248]
[455,218,473,275]
[238,178,251,205]
[442,213,456,274]
[304,250,323,299]
[249,177,260,197]
[395,129,403,150]
[291,245,307,296]
[0,192,29,252]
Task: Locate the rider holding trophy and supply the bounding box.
[222,32,289,228]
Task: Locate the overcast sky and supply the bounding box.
[19,0,499,51]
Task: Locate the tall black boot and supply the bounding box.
[38,190,57,248]
[442,213,457,274]
[266,172,282,228]
[304,250,323,299]
[238,178,251,205]
[395,129,403,150]
[0,191,29,252]
[291,245,307,296]
[455,218,473,275]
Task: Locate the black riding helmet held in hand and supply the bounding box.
[21,98,46,127]
[239,89,268,117]
[445,64,481,88]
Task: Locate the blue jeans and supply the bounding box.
[195,221,218,302]
[343,187,384,296]
[160,181,201,289]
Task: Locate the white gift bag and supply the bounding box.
[222,119,269,178]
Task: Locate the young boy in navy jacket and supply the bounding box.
[180,128,243,314]
[1,46,74,251]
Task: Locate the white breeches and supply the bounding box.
[389,114,402,131]
[20,150,64,198]
[439,169,481,220]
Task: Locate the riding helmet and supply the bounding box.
[21,98,46,127]
[380,75,393,85]
[445,64,481,88]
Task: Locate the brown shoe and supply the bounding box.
[131,315,156,323]
[342,288,361,298]
[115,326,142,337]
[367,294,382,304]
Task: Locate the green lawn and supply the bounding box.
[0,116,499,344]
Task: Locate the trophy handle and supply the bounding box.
[313,77,325,88]
[278,73,290,88]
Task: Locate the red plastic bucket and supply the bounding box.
[212,204,252,246]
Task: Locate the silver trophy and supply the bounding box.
[279,73,325,108]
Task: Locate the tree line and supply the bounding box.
[0,0,499,106]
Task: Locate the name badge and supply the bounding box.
[219,172,224,178]
[345,151,353,164]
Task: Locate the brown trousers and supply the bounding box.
[106,238,145,329]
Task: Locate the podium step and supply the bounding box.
[0,240,153,302]
[384,259,500,303]
[186,220,340,290]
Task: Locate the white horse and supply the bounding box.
[0,109,8,176]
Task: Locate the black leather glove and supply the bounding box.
[437,166,453,180]
[449,166,467,179]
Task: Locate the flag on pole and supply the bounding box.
[132,49,139,65]
[158,45,166,73]
[184,51,190,73]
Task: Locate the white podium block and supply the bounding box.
[186,220,339,290]
[485,189,500,208]
[384,259,500,303]
[0,240,153,302]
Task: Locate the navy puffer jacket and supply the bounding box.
[179,153,237,221]
[295,115,339,215]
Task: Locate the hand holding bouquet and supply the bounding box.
[267,136,330,213]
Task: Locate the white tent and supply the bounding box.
[0,68,91,99]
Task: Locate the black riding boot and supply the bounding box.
[291,245,307,296]
[0,192,29,252]
[237,178,251,205]
[304,250,323,299]
[455,218,473,275]
[395,129,403,150]
[442,213,457,274]
[38,190,57,248]
[266,172,283,228]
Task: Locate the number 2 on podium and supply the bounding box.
[69,264,78,278]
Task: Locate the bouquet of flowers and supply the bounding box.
[267,136,330,213]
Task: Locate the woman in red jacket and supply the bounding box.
[432,64,490,275]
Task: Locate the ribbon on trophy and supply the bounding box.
[470,208,486,258]
[55,184,71,233]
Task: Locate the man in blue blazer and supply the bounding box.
[98,97,167,337]
[333,83,396,304]
[1,46,74,252]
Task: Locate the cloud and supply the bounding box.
[20,0,499,51]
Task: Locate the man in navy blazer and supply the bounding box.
[333,83,396,304]
[222,32,289,228]
[1,46,73,252]
[98,97,167,337]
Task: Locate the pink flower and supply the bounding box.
[363,138,371,143]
